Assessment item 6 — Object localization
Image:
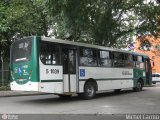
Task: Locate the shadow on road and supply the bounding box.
[95,88,148,99]
[17,88,148,105]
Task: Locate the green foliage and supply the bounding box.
[0,0,159,61]
[47,0,160,48]
[0,0,49,60]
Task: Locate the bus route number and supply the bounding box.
[46,69,59,74]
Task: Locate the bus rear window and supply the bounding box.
[11,38,32,63]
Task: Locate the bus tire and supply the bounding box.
[80,82,96,100]
[133,80,143,92]
[152,82,156,84]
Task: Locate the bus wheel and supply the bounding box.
[80,82,96,100]
[152,82,156,84]
[133,80,143,92]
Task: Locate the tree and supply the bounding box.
[156,0,160,37]
[0,0,159,60]
[0,0,49,60]
[47,0,160,48]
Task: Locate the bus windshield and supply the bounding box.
[11,38,32,63]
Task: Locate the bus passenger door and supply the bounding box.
[145,58,152,85]
[62,48,77,93]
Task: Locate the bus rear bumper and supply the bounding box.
[10,81,39,91]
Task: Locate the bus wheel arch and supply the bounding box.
[133,78,144,92]
[79,78,98,99]
[85,78,98,91]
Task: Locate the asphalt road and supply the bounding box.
[1,85,160,120]
[0,85,160,115]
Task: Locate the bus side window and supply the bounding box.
[40,42,60,65]
[125,54,134,68]
[98,50,112,67]
[135,56,144,69]
[113,52,125,67]
[80,48,97,67]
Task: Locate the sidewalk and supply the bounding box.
[0,91,46,97]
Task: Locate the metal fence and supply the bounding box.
[0,70,10,87]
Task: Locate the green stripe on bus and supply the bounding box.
[41,80,63,82]
[79,78,133,81]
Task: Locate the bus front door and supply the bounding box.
[62,48,77,93]
[145,58,152,85]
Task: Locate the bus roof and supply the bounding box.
[15,36,149,58]
[42,37,149,58]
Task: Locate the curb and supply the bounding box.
[0,91,50,97]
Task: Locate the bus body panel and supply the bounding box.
[79,67,134,92]
[133,68,146,86]
[39,60,63,93]
[79,80,133,93]
[39,82,63,93]
[39,61,63,80]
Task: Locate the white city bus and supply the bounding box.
[10,36,152,99]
